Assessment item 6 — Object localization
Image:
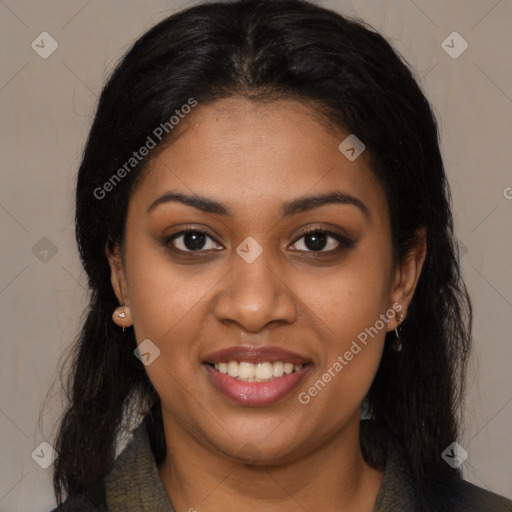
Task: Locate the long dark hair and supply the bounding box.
[52,0,471,506]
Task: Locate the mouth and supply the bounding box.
[202,346,311,406]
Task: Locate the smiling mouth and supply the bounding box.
[206,361,306,382]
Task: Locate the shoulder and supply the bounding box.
[48,418,172,511]
[48,483,108,511]
[425,477,512,512]
[360,420,512,512]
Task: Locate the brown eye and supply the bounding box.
[290,229,354,253]
[165,230,223,253]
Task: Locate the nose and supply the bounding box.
[213,245,297,333]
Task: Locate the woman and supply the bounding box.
[49,0,512,510]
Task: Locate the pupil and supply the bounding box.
[184,232,206,250]
[305,232,326,251]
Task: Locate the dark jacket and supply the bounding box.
[50,419,512,511]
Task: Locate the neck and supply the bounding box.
[158,414,383,512]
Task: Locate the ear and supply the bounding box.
[388,227,427,327]
[105,239,129,307]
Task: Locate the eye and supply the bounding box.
[163,227,353,255]
[164,229,223,253]
[290,228,353,253]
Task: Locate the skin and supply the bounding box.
[107,97,427,512]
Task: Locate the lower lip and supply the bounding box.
[203,364,310,406]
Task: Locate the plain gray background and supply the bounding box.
[0,0,511,510]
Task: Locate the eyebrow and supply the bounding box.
[147,190,370,220]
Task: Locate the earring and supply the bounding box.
[112,303,132,331]
[120,304,126,332]
[393,312,404,352]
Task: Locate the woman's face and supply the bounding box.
[109,97,424,463]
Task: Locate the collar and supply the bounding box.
[361,420,421,510]
[104,422,175,511]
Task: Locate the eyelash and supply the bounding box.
[163,227,354,256]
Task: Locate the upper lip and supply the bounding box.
[203,346,311,365]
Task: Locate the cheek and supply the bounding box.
[294,243,392,409]
[123,238,222,400]
[296,275,389,422]
[123,239,203,338]
[300,246,392,344]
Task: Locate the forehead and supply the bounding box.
[130,97,387,220]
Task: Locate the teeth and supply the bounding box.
[255,362,273,380]
[239,362,255,380]
[272,361,284,377]
[227,361,239,378]
[213,361,304,382]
